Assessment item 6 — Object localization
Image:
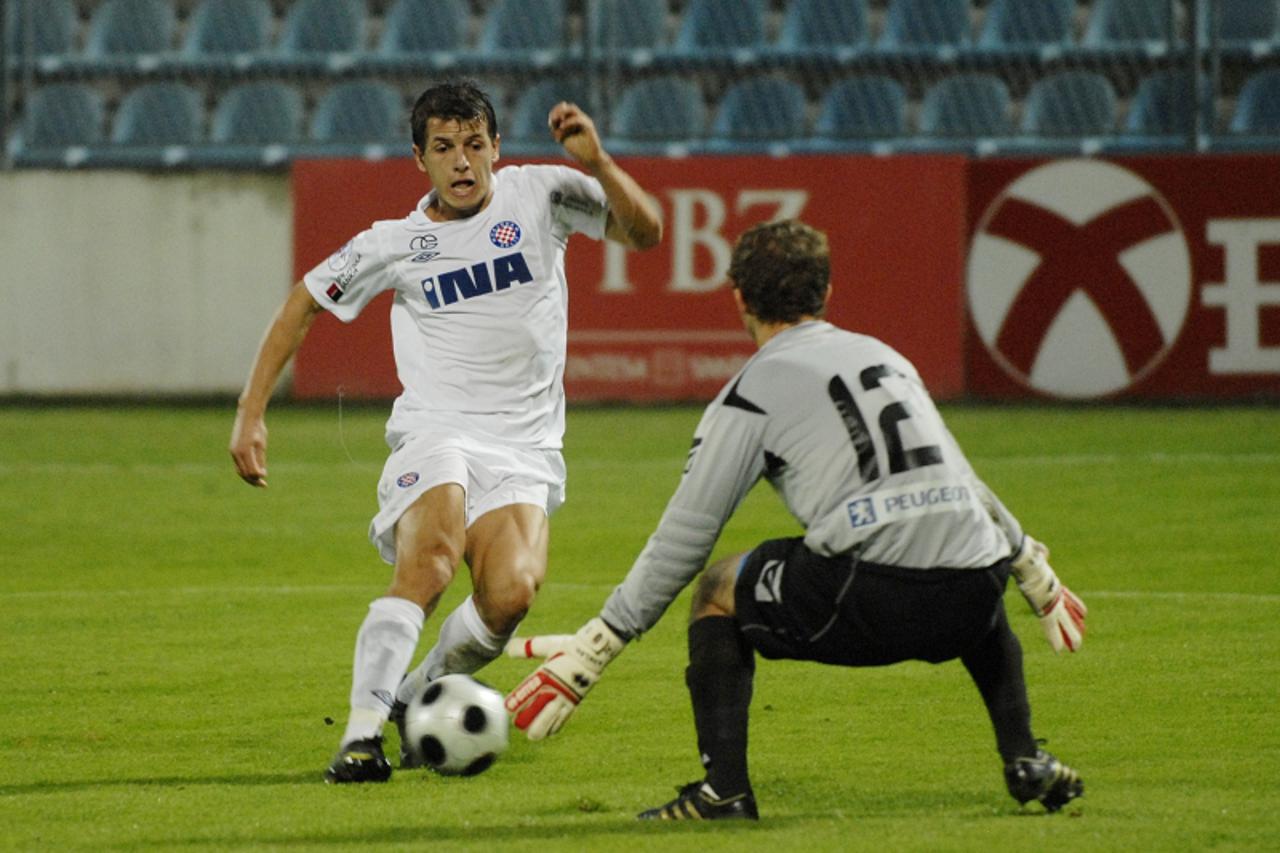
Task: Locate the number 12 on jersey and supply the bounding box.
[827,364,944,481]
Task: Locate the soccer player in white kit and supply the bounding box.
[506,221,1086,819]
[229,80,662,782]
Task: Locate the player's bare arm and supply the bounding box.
[230,280,324,488]
[547,101,662,250]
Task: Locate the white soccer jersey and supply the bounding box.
[602,320,1026,637]
[303,164,609,449]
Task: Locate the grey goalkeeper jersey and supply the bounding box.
[601,320,1024,638]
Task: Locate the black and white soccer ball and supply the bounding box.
[402,674,509,776]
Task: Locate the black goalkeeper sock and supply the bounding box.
[685,615,756,798]
[961,605,1037,764]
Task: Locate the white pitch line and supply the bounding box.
[1,585,1277,604]
[0,584,378,600]
[0,459,686,476]
[0,461,384,475]
[1,452,1277,477]
[1085,590,1280,604]
[975,452,1280,466]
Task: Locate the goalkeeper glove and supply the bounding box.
[504,617,626,740]
[1012,536,1088,654]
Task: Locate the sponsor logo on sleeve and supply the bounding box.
[396,472,420,488]
[325,250,362,303]
[550,190,600,217]
[326,240,357,271]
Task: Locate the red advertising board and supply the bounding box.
[966,155,1280,400]
[292,155,970,402]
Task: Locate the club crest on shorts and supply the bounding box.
[396,471,420,488]
[490,220,521,249]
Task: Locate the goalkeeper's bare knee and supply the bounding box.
[691,552,746,621]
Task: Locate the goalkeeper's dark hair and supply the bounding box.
[411,80,499,149]
[728,220,830,324]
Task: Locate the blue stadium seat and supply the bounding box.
[775,0,870,62]
[673,0,766,64]
[920,73,1012,141]
[813,75,907,142]
[506,78,589,152]
[377,0,468,68]
[85,0,175,60]
[977,0,1074,55]
[590,0,667,66]
[1021,71,1118,138]
[709,76,808,151]
[19,84,106,146]
[9,84,105,167]
[1083,0,1176,52]
[276,0,366,70]
[308,81,405,156]
[212,82,304,145]
[5,0,77,60]
[1230,69,1280,134]
[611,75,705,153]
[192,82,305,167]
[112,82,204,145]
[880,0,971,56]
[181,0,273,67]
[1216,0,1280,50]
[99,82,203,166]
[478,0,566,69]
[1125,70,1212,137]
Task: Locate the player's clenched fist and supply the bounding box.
[229,409,270,488]
[1012,536,1088,653]
[504,617,625,740]
[547,102,606,170]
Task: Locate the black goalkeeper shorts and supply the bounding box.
[734,536,1012,666]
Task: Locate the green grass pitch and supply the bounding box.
[1,402,1278,851]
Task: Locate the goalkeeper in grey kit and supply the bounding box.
[505,220,1088,820]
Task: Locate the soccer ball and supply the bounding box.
[402,674,509,776]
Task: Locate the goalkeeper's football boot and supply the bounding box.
[323,737,392,784]
[638,781,759,821]
[388,700,423,769]
[1004,749,1083,812]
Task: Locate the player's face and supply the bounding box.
[414,116,501,220]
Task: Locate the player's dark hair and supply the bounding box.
[728,220,830,324]
[411,80,499,149]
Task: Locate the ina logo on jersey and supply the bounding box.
[419,221,529,310]
[420,253,534,310]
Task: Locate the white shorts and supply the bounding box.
[369,433,566,565]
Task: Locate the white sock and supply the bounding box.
[340,596,424,746]
[396,595,506,705]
